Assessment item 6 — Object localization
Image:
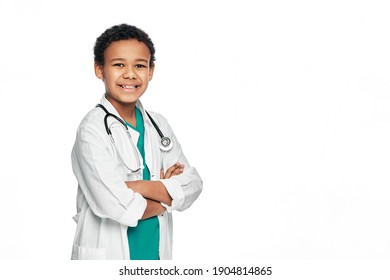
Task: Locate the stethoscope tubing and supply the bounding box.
[145,111,173,151]
[96,104,142,173]
[96,104,127,137]
[96,103,173,151]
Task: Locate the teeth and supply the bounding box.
[122,85,135,89]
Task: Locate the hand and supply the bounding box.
[160,162,184,179]
[126,162,183,206]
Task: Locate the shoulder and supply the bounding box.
[146,110,167,123]
[145,110,171,128]
[72,107,109,159]
[76,107,106,139]
[145,110,174,135]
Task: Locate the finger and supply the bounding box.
[160,168,164,179]
[172,168,182,176]
[177,163,184,173]
[162,163,185,179]
[172,163,186,176]
[164,165,178,179]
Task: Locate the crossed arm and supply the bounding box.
[126,162,184,220]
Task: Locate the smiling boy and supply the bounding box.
[71,24,203,260]
[95,38,153,127]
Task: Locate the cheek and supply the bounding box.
[104,72,119,83]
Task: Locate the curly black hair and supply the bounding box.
[94,24,155,67]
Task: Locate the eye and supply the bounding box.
[135,64,147,68]
[113,63,125,67]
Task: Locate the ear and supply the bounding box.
[148,64,155,81]
[94,63,104,80]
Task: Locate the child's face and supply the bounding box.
[95,39,154,108]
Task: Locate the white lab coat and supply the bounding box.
[71,96,203,260]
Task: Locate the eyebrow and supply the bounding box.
[110,58,149,63]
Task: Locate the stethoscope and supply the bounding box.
[96,104,173,173]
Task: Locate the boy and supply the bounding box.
[71,24,202,260]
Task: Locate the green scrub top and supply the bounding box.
[125,107,160,260]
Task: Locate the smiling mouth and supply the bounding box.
[120,85,139,89]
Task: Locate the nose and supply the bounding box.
[123,66,137,80]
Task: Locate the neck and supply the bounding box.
[106,95,137,126]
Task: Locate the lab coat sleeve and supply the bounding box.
[72,113,147,227]
[156,114,203,212]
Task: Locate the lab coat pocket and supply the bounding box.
[72,245,106,260]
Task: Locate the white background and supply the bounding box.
[0,0,390,262]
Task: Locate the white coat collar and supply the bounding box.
[100,94,153,127]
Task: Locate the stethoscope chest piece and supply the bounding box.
[160,136,173,151]
[145,110,174,151]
